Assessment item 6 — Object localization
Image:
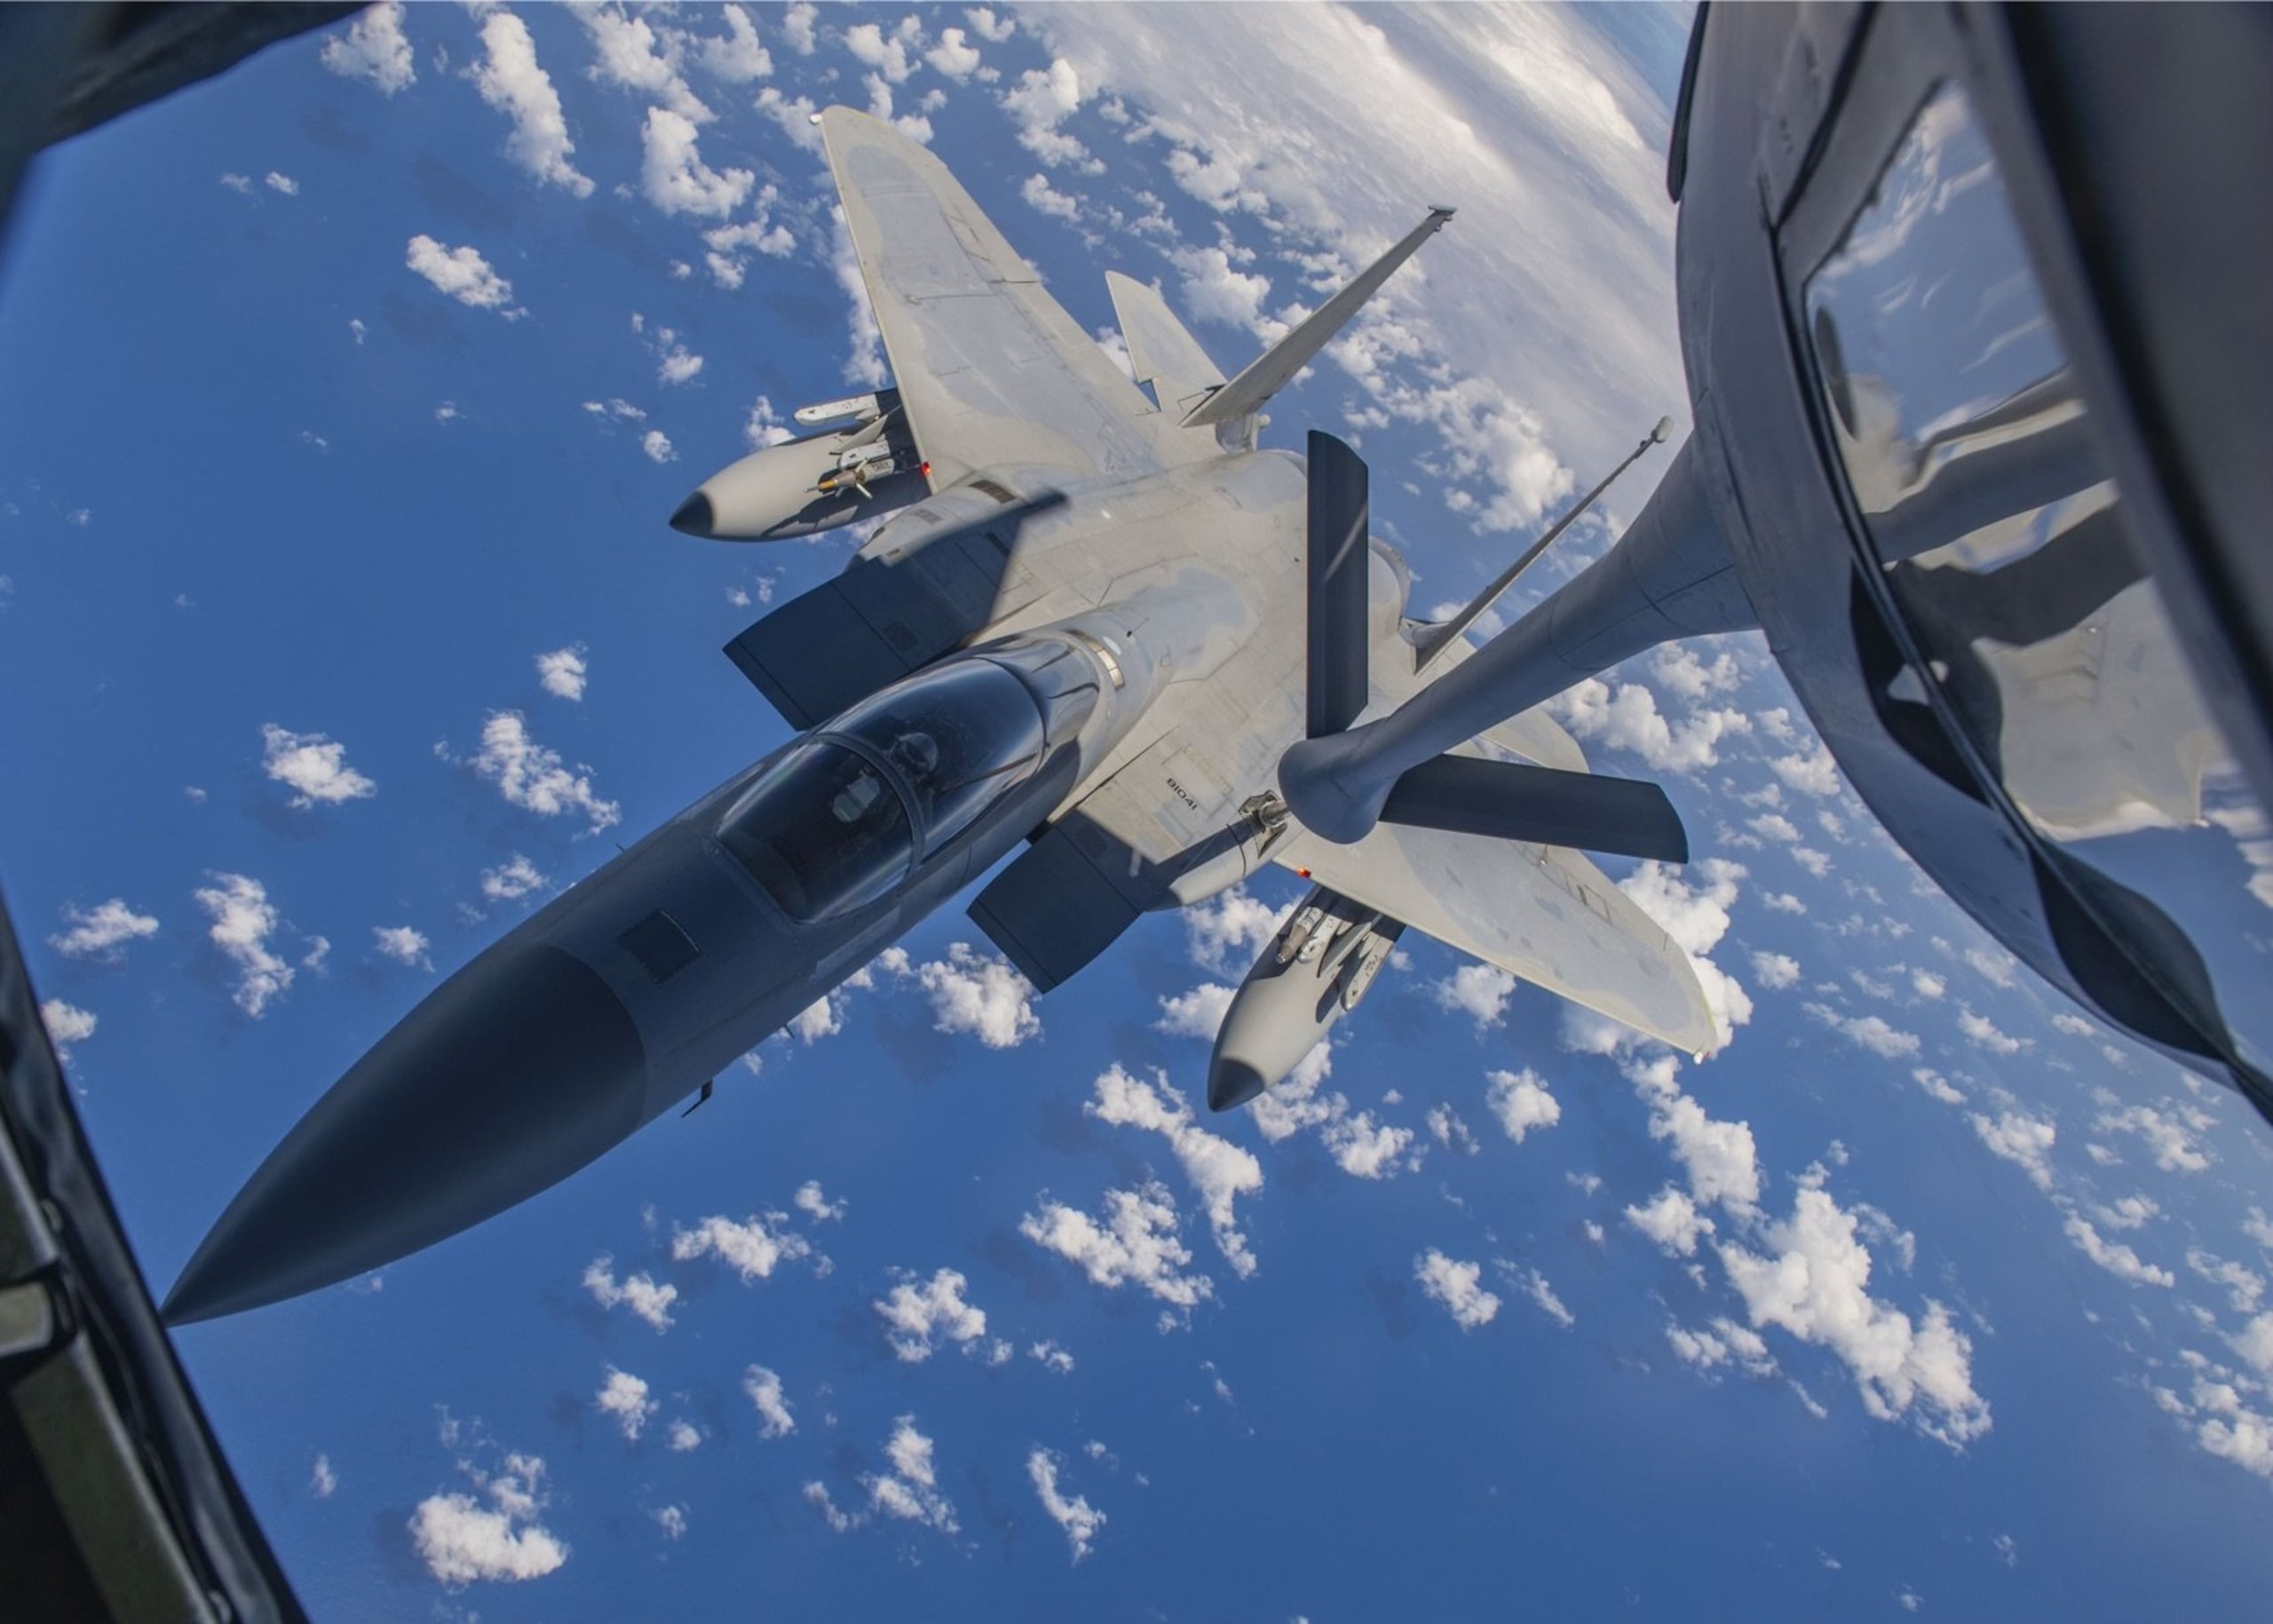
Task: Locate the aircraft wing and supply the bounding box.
[820,107,1176,488]
[1272,824,1719,1055]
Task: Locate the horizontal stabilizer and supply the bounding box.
[1183,207,1453,430]
[1379,755,1689,863]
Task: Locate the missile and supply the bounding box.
[1207,884,1403,1112]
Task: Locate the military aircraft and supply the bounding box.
[162,107,1717,1326]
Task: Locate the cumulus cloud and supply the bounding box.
[194,872,294,1017]
[596,1367,657,1440]
[1182,885,1289,975]
[1667,1317,1778,1378]
[310,1454,337,1499]
[1414,1248,1500,1329]
[1771,744,1842,797]
[1021,1181,1214,1316]
[2097,1103,2210,1174]
[793,1180,846,1223]
[1751,951,1802,990]
[1804,1002,1922,1060]
[1030,1340,1074,1374]
[927,26,984,80]
[480,853,548,903]
[915,943,1040,1047]
[409,1451,567,1586]
[867,1417,958,1533]
[1484,1068,1560,1143]
[40,999,96,1058]
[406,234,523,317]
[1088,1066,1263,1278]
[535,646,588,701]
[1721,1188,1990,1446]
[472,12,593,197]
[828,204,888,388]
[457,711,620,834]
[582,1255,677,1331]
[1434,963,1517,1028]
[704,201,796,289]
[697,4,772,83]
[1022,171,1081,220]
[1970,1110,2056,1191]
[1028,1448,1106,1562]
[1627,1184,1713,1256]
[372,925,432,970]
[578,3,712,122]
[875,1267,988,1361]
[1506,1263,1575,1327]
[670,1210,813,1281]
[1168,242,1273,333]
[2063,1214,2174,1287]
[641,429,677,463]
[50,898,158,963]
[1629,1057,1760,1214]
[641,107,753,218]
[1001,58,1093,168]
[261,724,376,807]
[1155,983,1235,1040]
[744,1365,796,1438]
[321,0,414,95]
[1550,679,1750,774]
[1958,1007,2029,1057]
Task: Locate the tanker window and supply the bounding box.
[1804,81,2273,1077]
[717,741,915,923]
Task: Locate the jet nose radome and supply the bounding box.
[165,945,646,1325]
[668,490,715,537]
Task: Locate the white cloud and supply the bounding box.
[1616,860,1753,1050]
[1020,1182,1215,1314]
[1751,951,1802,991]
[670,1211,813,1281]
[310,1454,337,1499]
[460,711,621,833]
[408,1452,567,1585]
[867,1417,958,1533]
[1433,963,1517,1028]
[1182,884,1289,975]
[742,392,798,447]
[471,12,592,197]
[1549,678,1750,774]
[1022,172,1081,220]
[927,26,983,80]
[793,1180,846,1223]
[1957,1007,2029,1057]
[1721,1188,1991,1446]
[2095,1194,2159,1232]
[743,1365,796,1438]
[1627,1184,1713,1256]
[1168,242,1273,333]
[965,7,1015,44]
[1507,1264,1575,1328]
[843,19,920,83]
[1320,1111,1416,1179]
[535,646,588,701]
[640,107,753,218]
[705,202,796,289]
[2097,1104,2211,1174]
[915,943,1040,1047]
[194,873,294,1018]
[1414,1248,1500,1329]
[264,171,298,196]
[1154,983,1235,1040]
[1913,970,1946,999]
[406,235,523,316]
[828,204,888,388]
[578,3,711,123]
[1771,744,1842,797]
[1629,1058,1760,1214]
[1667,1317,1777,1377]
[641,428,677,463]
[480,853,549,903]
[1028,1448,1105,1562]
[666,1419,701,1454]
[261,724,376,807]
[697,4,772,83]
[1484,1067,1560,1143]
[2063,1215,2174,1287]
[50,899,158,963]
[875,1267,988,1361]
[1001,59,1092,168]
[1970,1110,2055,1190]
[2189,1248,2265,1315]
[1029,1340,1075,1374]
[321,1,414,95]
[372,925,432,971]
[596,1367,657,1440]
[1804,1002,1922,1060]
[1428,1103,1479,1154]
[1652,645,1742,701]
[582,1255,677,1331]
[40,999,95,1057]
[1088,1066,1263,1278]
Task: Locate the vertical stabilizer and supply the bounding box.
[1105,271,1226,422]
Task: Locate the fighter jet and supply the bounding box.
[163,108,1713,1325]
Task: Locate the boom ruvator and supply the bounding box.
[165,107,1713,1325]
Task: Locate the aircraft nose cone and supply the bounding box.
[669,490,715,537]
[165,944,646,1325]
[1207,1056,1269,1114]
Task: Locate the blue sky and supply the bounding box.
[5,4,2273,1619]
